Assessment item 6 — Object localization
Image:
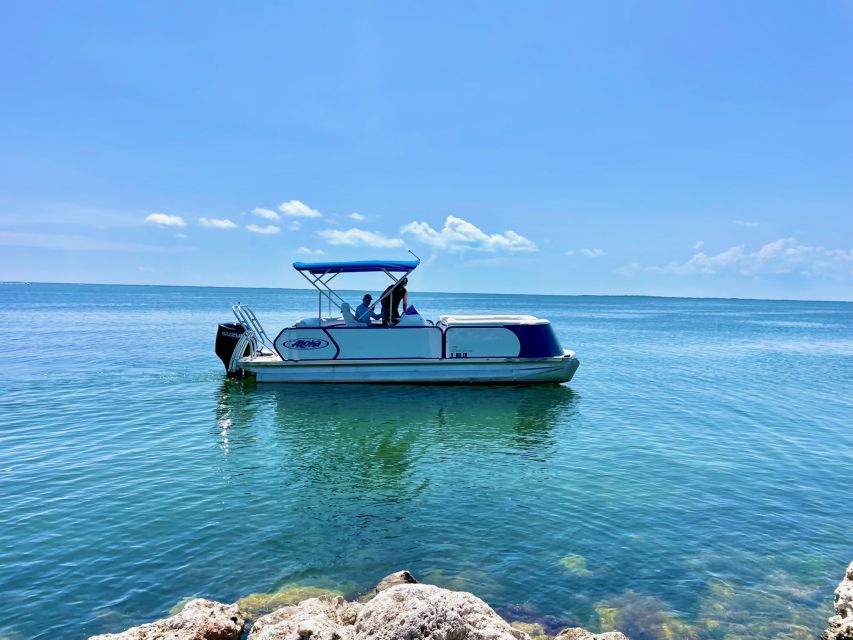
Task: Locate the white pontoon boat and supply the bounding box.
[215,259,579,384]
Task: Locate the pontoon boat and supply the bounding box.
[215,259,579,384]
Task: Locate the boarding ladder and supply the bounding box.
[229,303,277,372]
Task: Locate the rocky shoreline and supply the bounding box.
[88,563,853,640]
[823,561,853,640]
[88,570,625,640]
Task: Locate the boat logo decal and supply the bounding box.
[283,338,330,350]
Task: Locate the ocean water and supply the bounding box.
[1,283,852,640]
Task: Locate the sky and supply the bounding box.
[1,1,852,300]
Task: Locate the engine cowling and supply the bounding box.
[215,322,250,377]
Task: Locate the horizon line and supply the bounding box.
[2,279,852,305]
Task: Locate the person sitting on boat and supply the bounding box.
[355,294,382,326]
[380,277,408,325]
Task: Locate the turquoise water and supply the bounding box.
[1,283,852,639]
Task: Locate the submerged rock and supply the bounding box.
[823,561,853,640]
[555,629,629,640]
[236,584,344,620]
[355,584,529,640]
[697,575,819,639]
[595,591,698,640]
[560,554,593,578]
[417,566,503,597]
[167,596,197,617]
[510,621,549,640]
[498,602,583,637]
[88,598,244,640]
[248,595,362,640]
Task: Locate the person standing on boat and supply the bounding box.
[355,294,382,326]
[380,277,408,325]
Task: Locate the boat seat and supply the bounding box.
[340,303,361,327]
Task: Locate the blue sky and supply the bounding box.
[1,1,852,300]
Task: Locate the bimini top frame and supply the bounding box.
[292,259,419,275]
[292,257,420,320]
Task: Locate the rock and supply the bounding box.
[89,598,244,640]
[555,629,629,640]
[823,561,853,640]
[236,584,345,620]
[355,583,529,640]
[248,595,362,640]
[373,569,418,594]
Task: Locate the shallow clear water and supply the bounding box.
[1,283,851,639]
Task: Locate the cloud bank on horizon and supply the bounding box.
[3,195,852,299]
[134,199,853,293]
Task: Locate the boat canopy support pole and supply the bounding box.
[298,269,348,320]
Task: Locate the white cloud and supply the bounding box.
[176,233,189,239]
[693,240,704,250]
[144,213,186,228]
[252,207,280,221]
[279,200,321,218]
[318,227,403,248]
[348,212,366,221]
[296,247,325,255]
[401,215,537,253]
[735,220,759,228]
[246,224,281,235]
[651,238,853,277]
[567,248,605,257]
[199,217,237,229]
[287,220,302,231]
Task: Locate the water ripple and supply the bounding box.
[0,285,851,639]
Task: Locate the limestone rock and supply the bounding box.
[823,561,853,640]
[373,569,418,594]
[555,628,629,640]
[355,583,529,640]
[248,595,362,640]
[89,598,244,640]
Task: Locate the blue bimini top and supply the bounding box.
[292,260,419,275]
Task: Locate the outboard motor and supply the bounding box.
[215,322,250,377]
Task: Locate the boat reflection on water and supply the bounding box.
[213,382,579,500]
[206,382,582,607]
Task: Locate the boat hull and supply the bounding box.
[241,354,579,384]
